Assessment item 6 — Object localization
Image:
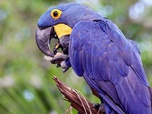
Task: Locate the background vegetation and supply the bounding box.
[0,0,152,114]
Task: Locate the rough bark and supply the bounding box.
[53,77,105,114]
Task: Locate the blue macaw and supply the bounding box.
[35,3,152,114]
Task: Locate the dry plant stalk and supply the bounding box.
[53,77,105,114]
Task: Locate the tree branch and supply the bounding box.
[53,76,105,114]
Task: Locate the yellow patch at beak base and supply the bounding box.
[54,24,72,38]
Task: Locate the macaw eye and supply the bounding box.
[53,11,58,17]
[51,9,62,20]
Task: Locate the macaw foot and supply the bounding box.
[44,52,70,72]
[93,103,105,114]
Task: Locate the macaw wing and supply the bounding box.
[69,20,151,113]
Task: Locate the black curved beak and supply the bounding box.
[35,27,55,57]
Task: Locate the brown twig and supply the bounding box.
[53,76,105,114]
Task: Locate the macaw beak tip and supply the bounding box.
[35,27,55,57]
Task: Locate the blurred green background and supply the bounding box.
[0,0,152,114]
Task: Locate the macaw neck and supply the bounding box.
[65,7,103,28]
[82,10,103,21]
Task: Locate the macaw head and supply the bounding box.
[35,3,101,57]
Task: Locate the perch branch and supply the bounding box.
[53,76,105,114]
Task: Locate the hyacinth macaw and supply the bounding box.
[35,3,152,114]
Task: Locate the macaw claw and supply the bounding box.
[50,52,68,64]
[92,103,105,114]
[44,52,70,72]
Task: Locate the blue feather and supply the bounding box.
[69,19,151,114]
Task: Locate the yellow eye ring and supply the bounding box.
[51,9,62,20]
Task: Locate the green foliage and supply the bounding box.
[0,0,152,114]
